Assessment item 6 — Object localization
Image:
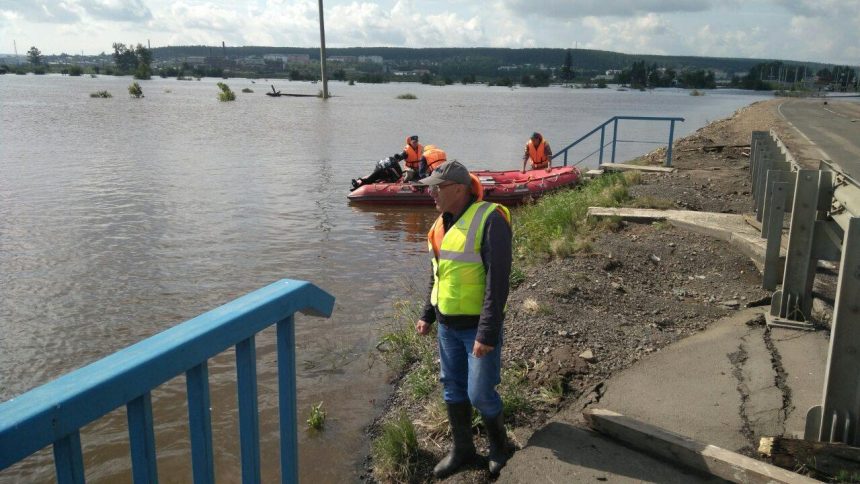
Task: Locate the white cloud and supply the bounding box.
[0,1,81,23]
[581,13,677,54]
[503,0,715,19]
[80,0,152,21]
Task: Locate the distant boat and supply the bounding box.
[266,84,318,98]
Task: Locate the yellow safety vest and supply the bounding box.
[428,201,511,316]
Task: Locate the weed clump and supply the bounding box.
[217,82,236,101]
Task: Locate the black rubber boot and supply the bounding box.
[433,402,476,479]
[482,411,508,476]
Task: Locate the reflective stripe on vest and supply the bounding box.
[428,201,509,316]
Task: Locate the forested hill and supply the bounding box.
[153,45,826,74]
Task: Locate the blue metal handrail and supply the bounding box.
[553,115,685,167]
[0,278,335,484]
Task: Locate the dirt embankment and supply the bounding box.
[366,99,795,483]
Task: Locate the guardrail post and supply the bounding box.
[805,217,860,444]
[749,131,769,182]
[768,170,827,329]
[611,117,619,163]
[761,168,795,237]
[666,120,676,167]
[763,180,791,290]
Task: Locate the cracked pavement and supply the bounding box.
[501,308,830,482]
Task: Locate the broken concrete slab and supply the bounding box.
[600,163,677,173]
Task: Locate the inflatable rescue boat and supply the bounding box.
[347,166,581,206]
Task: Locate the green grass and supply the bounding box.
[89,90,112,98]
[376,299,435,374]
[307,401,326,430]
[372,412,419,481]
[499,362,533,418]
[396,93,417,99]
[513,172,636,261]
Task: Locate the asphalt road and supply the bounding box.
[777,98,860,180]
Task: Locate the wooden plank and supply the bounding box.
[599,163,677,173]
[583,408,818,484]
[759,436,860,478]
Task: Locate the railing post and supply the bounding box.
[236,337,261,484]
[186,363,215,484]
[611,118,619,163]
[127,393,158,484]
[666,120,676,167]
[599,125,606,164]
[53,432,85,484]
[277,316,299,484]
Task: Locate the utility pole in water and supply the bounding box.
[318,0,329,99]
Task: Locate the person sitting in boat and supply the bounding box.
[522,132,553,173]
[351,156,404,191]
[419,145,447,179]
[399,135,424,182]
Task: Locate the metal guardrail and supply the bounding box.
[0,279,335,484]
[749,130,860,445]
[553,116,685,167]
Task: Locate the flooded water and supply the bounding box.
[0,74,768,482]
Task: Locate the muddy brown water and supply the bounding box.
[0,75,767,482]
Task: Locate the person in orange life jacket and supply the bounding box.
[414,160,512,478]
[521,132,553,173]
[398,135,424,182]
[418,144,447,179]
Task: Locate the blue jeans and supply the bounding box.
[437,323,503,418]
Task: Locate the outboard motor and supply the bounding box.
[350,155,404,191]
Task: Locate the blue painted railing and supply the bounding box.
[0,279,335,484]
[553,115,685,167]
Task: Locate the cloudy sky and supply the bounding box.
[0,0,857,65]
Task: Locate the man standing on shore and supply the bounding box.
[414,160,513,478]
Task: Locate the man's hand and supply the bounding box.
[545,166,552,172]
[472,341,494,358]
[416,320,431,336]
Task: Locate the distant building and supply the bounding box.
[185,56,206,66]
[286,54,310,64]
[263,54,289,63]
[329,56,357,63]
[241,56,265,66]
[605,69,622,76]
[358,55,383,64]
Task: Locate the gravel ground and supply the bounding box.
[364,99,818,484]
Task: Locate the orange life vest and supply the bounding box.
[423,145,447,172]
[403,139,424,169]
[527,138,549,169]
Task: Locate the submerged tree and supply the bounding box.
[27,46,42,65]
[560,49,574,82]
[128,81,144,98]
[217,82,235,101]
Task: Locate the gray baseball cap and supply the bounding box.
[416,160,471,186]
